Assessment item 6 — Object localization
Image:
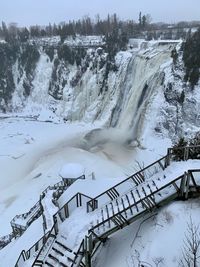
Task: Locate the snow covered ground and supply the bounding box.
[0,118,154,233]
[0,116,199,267]
[94,199,200,267]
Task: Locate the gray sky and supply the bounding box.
[0,0,200,27]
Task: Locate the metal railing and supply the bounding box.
[13,145,200,267]
[87,155,167,212]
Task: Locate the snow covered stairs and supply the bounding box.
[10,181,69,239]
[90,174,180,239]
[11,201,42,238]
[34,235,75,267]
[86,155,167,212]
[41,190,59,232]
[32,235,56,266]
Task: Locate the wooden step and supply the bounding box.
[151,180,159,190]
[130,190,139,212]
[135,188,152,210]
[120,197,127,218]
[52,246,64,256]
[105,204,111,228]
[106,188,120,200]
[111,213,129,228]
[55,240,72,252]
[48,253,59,262]
[48,253,69,267]
[33,259,43,267]
[59,261,69,267]
[45,261,54,267]
[125,194,133,215]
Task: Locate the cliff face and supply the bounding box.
[0,39,199,141]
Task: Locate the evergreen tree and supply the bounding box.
[2,21,9,42]
[139,12,142,27]
[142,15,147,28]
[18,27,30,42]
[183,28,200,88]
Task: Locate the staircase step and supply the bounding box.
[45,261,54,267]
[48,253,59,262]
[48,253,70,267]
[52,246,64,256]
[59,261,69,267]
[55,240,72,252]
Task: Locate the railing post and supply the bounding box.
[87,199,98,212]
[93,199,98,210]
[185,172,190,200]
[42,213,47,232]
[87,202,90,213]
[180,173,186,198]
[53,216,59,235]
[84,235,93,267]
[165,148,171,167]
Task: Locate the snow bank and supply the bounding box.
[59,163,84,178]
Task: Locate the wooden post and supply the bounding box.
[84,236,92,267]
[94,199,98,210]
[185,172,190,200]
[180,173,186,198]
[53,216,59,235]
[165,148,171,167]
[76,194,79,207]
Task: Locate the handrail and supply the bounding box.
[93,155,167,200]
[53,192,93,220]
[16,193,92,265]
[86,155,167,211]
[14,250,26,267]
[13,145,200,267]
[71,239,85,267]
[31,224,56,266]
[89,168,200,239]
[10,178,73,238]
[25,231,50,259]
[87,145,200,212]
[89,174,185,232]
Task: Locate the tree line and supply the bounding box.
[1,12,196,43]
[0,13,154,43]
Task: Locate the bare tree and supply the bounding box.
[152,257,164,267]
[180,218,200,267]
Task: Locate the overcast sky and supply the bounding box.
[0,0,199,27]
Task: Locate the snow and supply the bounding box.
[64,35,105,47]
[29,36,61,46]
[59,163,85,179]
[0,118,93,236]
[0,117,200,267]
[94,199,200,267]
[0,216,44,267]
[1,37,200,267]
[41,190,59,231]
[0,115,164,263]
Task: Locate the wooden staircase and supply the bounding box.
[14,145,200,267]
[90,174,178,239]
[33,235,77,267]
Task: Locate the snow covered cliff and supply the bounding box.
[0,38,200,142]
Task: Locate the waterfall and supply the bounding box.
[110,43,174,140]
